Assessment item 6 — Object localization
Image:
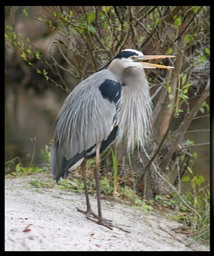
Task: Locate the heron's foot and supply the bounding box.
[76,207,98,219]
[98,217,113,230]
[76,207,113,230]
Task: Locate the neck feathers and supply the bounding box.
[117,68,152,151]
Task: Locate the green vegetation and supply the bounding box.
[149,176,210,242]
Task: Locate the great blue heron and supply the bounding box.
[51,49,174,229]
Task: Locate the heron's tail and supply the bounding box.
[50,143,64,182]
[51,142,84,182]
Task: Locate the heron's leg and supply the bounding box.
[76,158,98,219]
[94,144,112,230]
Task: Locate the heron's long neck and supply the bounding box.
[118,67,152,151]
[108,59,124,83]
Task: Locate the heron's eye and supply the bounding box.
[130,56,135,60]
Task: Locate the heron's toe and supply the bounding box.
[98,217,113,230]
[76,207,98,219]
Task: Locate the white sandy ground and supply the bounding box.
[5,174,209,251]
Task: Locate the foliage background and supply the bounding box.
[5,6,210,242]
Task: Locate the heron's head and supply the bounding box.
[114,49,175,70]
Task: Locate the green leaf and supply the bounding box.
[200,102,207,113]
[41,147,50,161]
[184,34,192,44]
[166,48,173,55]
[12,32,16,41]
[174,17,182,26]
[177,109,183,113]
[76,27,85,34]
[155,17,160,26]
[15,163,23,173]
[195,175,205,186]
[200,107,205,114]
[182,176,190,182]
[183,83,191,95]
[30,180,44,188]
[200,101,209,113]
[186,139,194,146]
[88,26,96,35]
[193,152,197,159]
[6,25,13,31]
[200,55,206,63]
[181,73,187,85]
[102,6,111,13]
[35,51,41,59]
[179,93,188,100]
[187,166,193,174]
[5,33,9,40]
[192,6,200,14]
[43,69,48,75]
[26,48,32,55]
[205,48,210,56]
[167,85,172,94]
[43,69,49,80]
[183,88,188,94]
[103,21,108,29]
[23,8,28,17]
[142,203,153,211]
[20,52,27,61]
[87,12,96,23]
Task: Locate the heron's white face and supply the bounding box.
[121,49,175,69]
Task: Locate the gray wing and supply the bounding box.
[51,70,121,179]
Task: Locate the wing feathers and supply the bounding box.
[53,70,121,167]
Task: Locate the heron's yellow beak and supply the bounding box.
[134,55,175,69]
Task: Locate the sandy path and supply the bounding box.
[5,174,209,251]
